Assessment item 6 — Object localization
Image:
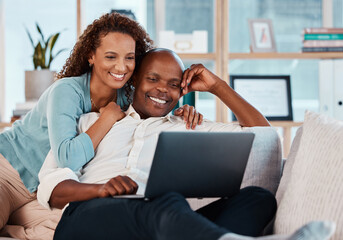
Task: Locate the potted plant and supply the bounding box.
[25,23,66,101]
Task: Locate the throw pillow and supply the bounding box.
[275,126,303,203]
[274,111,343,239]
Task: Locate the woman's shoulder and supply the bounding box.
[51,73,89,94]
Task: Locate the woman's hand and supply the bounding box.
[174,104,203,130]
[99,102,126,124]
[97,175,139,198]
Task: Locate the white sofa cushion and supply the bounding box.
[275,126,303,203]
[274,111,343,239]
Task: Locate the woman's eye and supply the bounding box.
[127,56,135,60]
[106,56,115,59]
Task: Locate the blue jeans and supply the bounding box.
[54,186,276,240]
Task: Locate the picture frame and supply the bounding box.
[230,75,293,121]
[248,19,276,52]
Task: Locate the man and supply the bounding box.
[38,49,334,240]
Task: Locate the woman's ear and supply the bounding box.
[88,54,94,67]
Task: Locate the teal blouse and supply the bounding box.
[0,72,128,192]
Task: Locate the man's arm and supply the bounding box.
[181,64,270,127]
[49,176,138,209]
[38,114,138,210]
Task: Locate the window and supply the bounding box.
[2,0,76,121]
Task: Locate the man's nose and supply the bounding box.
[156,82,168,93]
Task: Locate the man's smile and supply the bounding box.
[149,96,167,104]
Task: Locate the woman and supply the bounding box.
[0,12,200,239]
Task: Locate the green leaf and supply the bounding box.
[34,42,43,69]
[36,23,45,47]
[25,27,35,48]
[47,33,60,67]
[48,48,67,68]
[27,23,66,69]
[48,33,60,52]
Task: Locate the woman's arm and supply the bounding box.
[47,83,125,171]
[85,102,125,149]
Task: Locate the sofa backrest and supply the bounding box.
[240,127,282,195]
[188,126,282,210]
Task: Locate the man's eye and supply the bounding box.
[170,83,180,88]
[147,77,157,82]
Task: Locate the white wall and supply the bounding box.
[0,0,5,122]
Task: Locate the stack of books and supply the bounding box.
[11,101,37,122]
[302,28,343,52]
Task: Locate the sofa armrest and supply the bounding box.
[240,127,282,195]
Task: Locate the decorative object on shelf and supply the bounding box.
[302,28,343,53]
[25,23,66,101]
[159,30,208,53]
[248,19,276,53]
[12,101,37,120]
[230,75,293,121]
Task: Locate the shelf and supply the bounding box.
[178,53,216,60]
[228,52,343,60]
[270,121,303,127]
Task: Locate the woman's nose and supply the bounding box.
[115,58,126,72]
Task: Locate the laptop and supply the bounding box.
[113,131,255,200]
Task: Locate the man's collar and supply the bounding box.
[125,105,141,120]
[125,105,175,122]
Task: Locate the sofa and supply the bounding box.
[190,111,343,239]
[1,110,342,239]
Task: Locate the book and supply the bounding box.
[303,40,343,47]
[12,101,37,118]
[12,109,31,117]
[304,33,343,40]
[15,101,37,110]
[303,28,343,34]
[302,46,343,52]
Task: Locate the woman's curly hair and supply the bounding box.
[56,12,154,104]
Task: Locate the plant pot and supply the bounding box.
[25,70,56,101]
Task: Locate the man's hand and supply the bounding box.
[174,104,203,129]
[97,175,139,198]
[181,64,224,96]
[50,177,138,209]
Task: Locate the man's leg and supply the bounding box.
[0,154,35,230]
[54,192,228,240]
[196,186,277,237]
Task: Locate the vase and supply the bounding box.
[25,70,56,101]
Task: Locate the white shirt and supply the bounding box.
[37,105,243,209]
